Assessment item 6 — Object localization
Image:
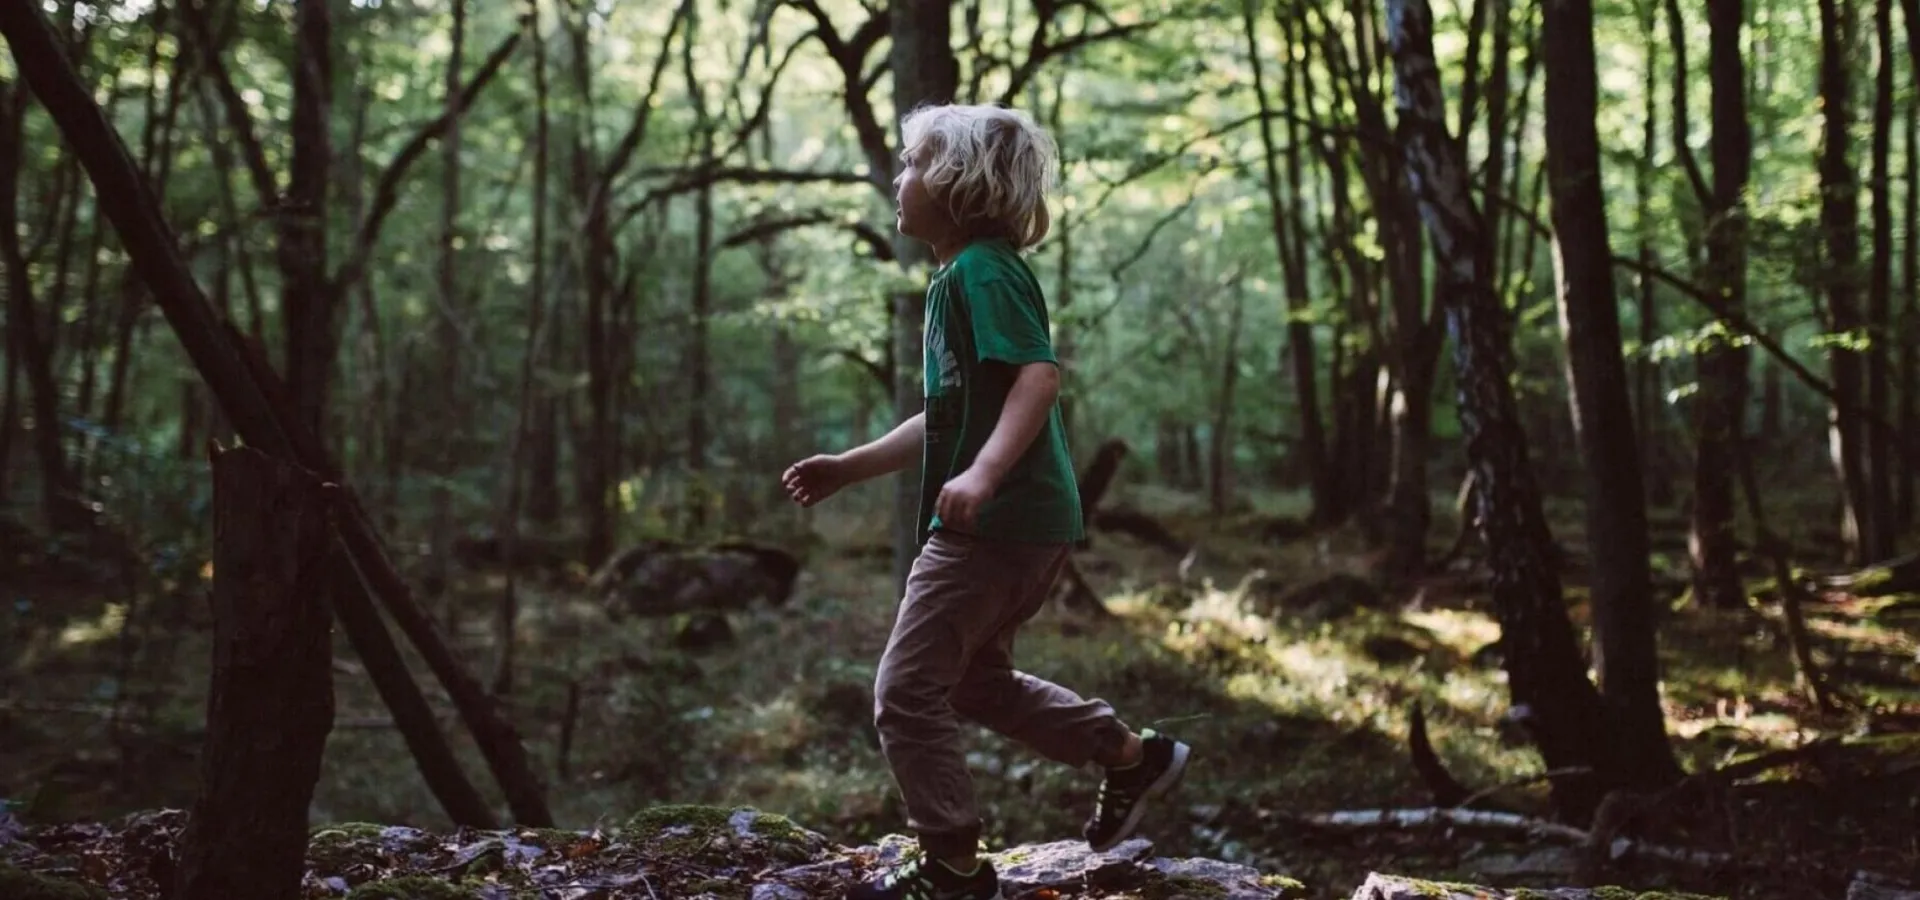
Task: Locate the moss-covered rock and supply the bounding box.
[0,865,108,900]
[622,804,824,866]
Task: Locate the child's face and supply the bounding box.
[893,146,957,247]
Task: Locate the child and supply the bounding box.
[782,103,1193,900]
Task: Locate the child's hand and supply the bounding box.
[935,466,998,530]
[783,454,853,507]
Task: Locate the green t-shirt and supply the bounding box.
[918,238,1085,546]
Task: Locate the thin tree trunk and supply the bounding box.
[1542,0,1683,787]
[889,0,958,596]
[494,0,549,698]
[1821,0,1871,565]
[1689,0,1754,609]
[1635,0,1668,505]
[1383,0,1609,820]
[0,82,83,529]
[683,2,714,532]
[1244,0,1328,522]
[1209,289,1245,518]
[1864,0,1895,558]
[1900,89,1916,528]
[427,0,466,601]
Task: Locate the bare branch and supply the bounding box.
[179,0,277,207]
[333,22,526,295]
[1002,22,1154,104]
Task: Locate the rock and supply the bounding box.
[1144,855,1305,899]
[1348,873,1725,899]
[0,864,108,900]
[992,837,1155,892]
[589,540,801,619]
[1849,869,1920,900]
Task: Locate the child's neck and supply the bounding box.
[929,228,1000,265]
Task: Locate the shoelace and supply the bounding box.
[1094,776,1140,826]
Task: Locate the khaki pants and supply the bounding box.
[872,530,1132,859]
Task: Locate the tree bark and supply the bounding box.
[0,1,551,827]
[889,0,959,596]
[1821,0,1872,566]
[1865,0,1895,558]
[684,2,715,532]
[1901,89,1917,528]
[1542,0,1683,787]
[1634,0,1668,505]
[427,0,467,602]
[1244,0,1329,522]
[0,81,83,530]
[1383,0,1610,820]
[177,446,336,900]
[281,0,334,441]
[1688,0,1754,609]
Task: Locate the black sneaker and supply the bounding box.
[1084,728,1192,852]
[845,855,1003,900]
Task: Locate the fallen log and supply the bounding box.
[1283,807,1735,869]
[1815,553,1920,598]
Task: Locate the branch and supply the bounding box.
[179,0,277,207]
[785,0,893,195]
[1002,22,1154,104]
[594,0,691,202]
[332,22,525,295]
[1489,189,1920,456]
[617,167,871,228]
[719,210,896,261]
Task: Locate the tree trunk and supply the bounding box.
[1821,0,1872,566]
[1634,0,1669,506]
[1864,0,1895,558]
[1209,290,1245,518]
[1688,0,1754,609]
[281,0,333,442]
[1383,0,1609,820]
[1901,89,1917,529]
[0,81,83,530]
[888,0,958,596]
[1542,0,1683,786]
[427,0,467,601]
[684,5,715,532]
[1244,0,1329,521]
[176,446,336,900]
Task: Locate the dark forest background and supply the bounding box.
[1,0,1918,897]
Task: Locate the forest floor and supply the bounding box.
[2,480,1918,899]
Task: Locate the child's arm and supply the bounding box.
[783,412,925,507]
[968,362,1058,484]
[839,412,927,481]
[935,362,1057,527]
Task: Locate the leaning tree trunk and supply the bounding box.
[0,0,553,828]
[1542,0,1684,787]
[176,446,336,900]
[1820,0,1872,566]
[1383,0,1609,820]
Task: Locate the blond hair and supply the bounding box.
[900,103,1057,250]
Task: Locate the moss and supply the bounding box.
[1259,873,1309,897]
[309,822,407,872]
[0,865,108,900]
[624,804,735,837]
[684,877,749,898]
[344,874,475,900]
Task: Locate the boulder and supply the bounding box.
[1348,873,1724,899]
[588,539,801,618]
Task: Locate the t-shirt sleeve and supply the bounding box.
[959,274,1057,367]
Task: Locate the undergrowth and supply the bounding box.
[3,483,1916,900]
